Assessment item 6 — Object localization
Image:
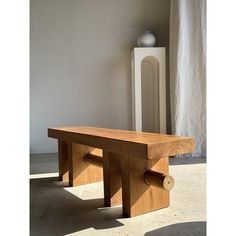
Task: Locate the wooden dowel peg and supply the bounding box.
[144,170,175,191]
[84,153,103,168]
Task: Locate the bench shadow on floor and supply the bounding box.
[30,154,206,235]
[30,177,123,236]
[145,221,206,236]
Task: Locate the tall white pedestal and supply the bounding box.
[131,47,166,133]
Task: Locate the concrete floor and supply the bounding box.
[30,154,206,236]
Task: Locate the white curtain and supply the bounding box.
[169,0,206,157]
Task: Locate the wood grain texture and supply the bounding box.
[121,155,170,217]
[58,140,69,181]
[67,143,103,187]
[48,126,195,159]
[103,151,122,207]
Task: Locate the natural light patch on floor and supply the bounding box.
[30,172,59,179]
[64,181,104,201]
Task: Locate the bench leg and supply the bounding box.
[58,140,69,181]
[68,143,103,187]
[103,151,122,207]
[121,155,170,217]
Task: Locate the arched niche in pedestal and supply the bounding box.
[131,48,166,133]
[141,56,159,132]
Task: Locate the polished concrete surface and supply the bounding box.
[30,154,206,236]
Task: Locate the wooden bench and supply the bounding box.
[48,126,195,217]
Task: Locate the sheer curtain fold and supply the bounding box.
[169,0,206,157]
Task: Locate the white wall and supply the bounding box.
[30,0,170,154]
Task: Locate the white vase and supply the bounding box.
[137,31,156,47]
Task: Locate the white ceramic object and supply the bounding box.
[131,47,166,133]
[137,31,156,47]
